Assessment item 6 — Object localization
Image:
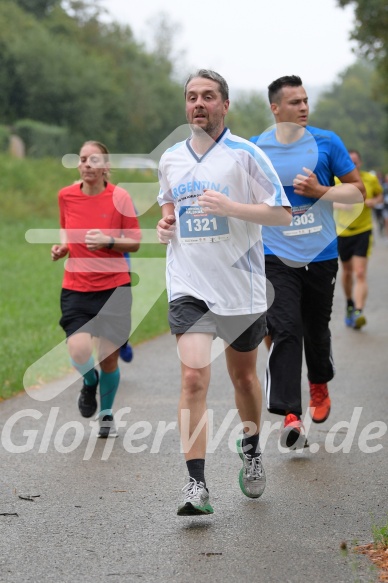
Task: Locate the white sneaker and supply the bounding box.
[177,478,214,516]
[96,414,118,438]
[237,438,266,498]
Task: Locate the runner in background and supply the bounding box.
[335,150,383,329]
[51,140,141,437]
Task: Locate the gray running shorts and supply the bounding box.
[168,296,267,352]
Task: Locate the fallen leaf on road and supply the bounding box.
[355,543,388,582]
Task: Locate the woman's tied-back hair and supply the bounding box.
[268,75,303,104]
[184,69,229,101]
[81,140,110,178]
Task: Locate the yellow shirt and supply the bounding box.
[335,171,383,236]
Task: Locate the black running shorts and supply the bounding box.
[60,284,132,347]
[338,230,372,262]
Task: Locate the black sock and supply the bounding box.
[241,432,261,457]
[347,299,354,309]
[186,459,206,486]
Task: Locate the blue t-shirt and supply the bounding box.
[250,126,355,264]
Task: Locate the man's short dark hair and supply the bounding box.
[348,149,361,159]
[268,75,303,104]
[184,69,229,101]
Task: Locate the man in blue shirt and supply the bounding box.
[250,75,365,450]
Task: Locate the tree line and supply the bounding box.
[0,0,387,171]
[0,0,186,154]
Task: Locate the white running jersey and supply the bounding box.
[157,128,289,315]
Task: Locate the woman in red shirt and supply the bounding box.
[51,141,141,437]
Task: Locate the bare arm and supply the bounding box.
[51,244,69,261]
[293,167,366,203]
[84,230,140,253]
[197,190,291,226]
[365,192,383,208]
[157,202,176,244]
[51,228,69,261]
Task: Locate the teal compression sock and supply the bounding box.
[70,356,97,386]
[99,368,120,416]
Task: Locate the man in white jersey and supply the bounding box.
[157,69,291,515]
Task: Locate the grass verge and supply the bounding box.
[353,518,388,581]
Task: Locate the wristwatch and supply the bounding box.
[106,236,115,249]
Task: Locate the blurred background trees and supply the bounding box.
[337,0,388,98]
[335,0,388,169]
[0,0,186,155]
[309,62,387,171]
[0,0,387,171]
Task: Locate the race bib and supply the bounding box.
[283,204,322,237]
[179,205,230,243]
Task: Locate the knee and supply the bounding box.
[100,351,119,373]
[232,370,258,395]
[67,339,92,364]
[342,264,353,277]
[181,368,208,399]
[354,268,367,282]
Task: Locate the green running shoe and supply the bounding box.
[237,438,266,499]
[351,310,366,330]
[177,478,214,516]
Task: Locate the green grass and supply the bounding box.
[0,155,168,400]
[372,518,388,547]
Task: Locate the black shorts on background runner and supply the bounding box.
[60,284,132,346]
[337,230,372,261]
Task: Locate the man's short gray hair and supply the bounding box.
[184,69,229,101]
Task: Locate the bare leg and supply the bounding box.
[176,333,213,460]
[226,345,266,499]
[225,346,261,436]
[67,332,94,365]
[352,256,368,310]
[340,258,354,302]
[98,337,120,373]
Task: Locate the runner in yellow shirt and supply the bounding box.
[335,150,383,329]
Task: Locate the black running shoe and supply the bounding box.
[77,370,99,418]
[280,413,308,450]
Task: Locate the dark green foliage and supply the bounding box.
[310,62,388,171]
[228,91,273,140]
[336,0,388,121]
[0,125,10,151]
[337,0,388,59]
[0,0,186,155]
[13,119,72,157]
[14,0,61,18]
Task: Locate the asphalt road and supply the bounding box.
[1,238,388,583]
